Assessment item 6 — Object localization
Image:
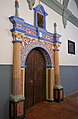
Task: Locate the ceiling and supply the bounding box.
[62,0,78,8]
[72,0,78,8]
[27,0,78,28]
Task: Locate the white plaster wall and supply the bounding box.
[41,2,78,66]
[0,0,78,66]
[0,0,14,64]
[0,0,39,64]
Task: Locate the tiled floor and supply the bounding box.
[26,92,78,119]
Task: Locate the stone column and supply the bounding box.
[12,40,22,95]
[9,1,25,119]
[9,33,25,119]
[54,48,60,85]
[54,23,60,85]
[53,23,64,102]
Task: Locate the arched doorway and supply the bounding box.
[25,48,46,109]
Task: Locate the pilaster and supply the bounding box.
[46,66,54,101]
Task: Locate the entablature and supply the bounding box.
[9,16,61,45]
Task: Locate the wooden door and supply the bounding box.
[25,48,46,109]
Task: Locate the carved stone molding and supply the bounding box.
[27,0,35,10]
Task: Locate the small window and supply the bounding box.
[68,40,75,55]
[37,13,44,28]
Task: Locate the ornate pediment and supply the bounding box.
[33,4,48,29]
[33,4,48,16]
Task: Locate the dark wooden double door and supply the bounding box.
[25,48,46,109]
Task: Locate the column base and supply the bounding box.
[54,85,64,102]
[46,99,54,102]
[9,95,26,119]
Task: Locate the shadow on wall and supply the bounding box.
[0,65,12,119]
[60,66,78,96]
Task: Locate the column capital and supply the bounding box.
[12,40,22,43]
[53,48,59,51]
[46,65,55,68]
[11,30,24,41]
[21,65,26,68]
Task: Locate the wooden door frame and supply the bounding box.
[21,46,54,102]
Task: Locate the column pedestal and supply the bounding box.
[9,96,25,119]
[53,42,64,102]
[54,85,64,102]
[46,67,54,101]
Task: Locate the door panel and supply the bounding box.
[25,48,46,109]
[25,51,34,109]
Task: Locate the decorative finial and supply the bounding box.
[54,23,57,34]
[15,0,19,17]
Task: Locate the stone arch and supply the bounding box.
[21,41,53,68]
[25,47,52,68]
[21,42,54,101]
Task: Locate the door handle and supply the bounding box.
[30,80,33,84]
